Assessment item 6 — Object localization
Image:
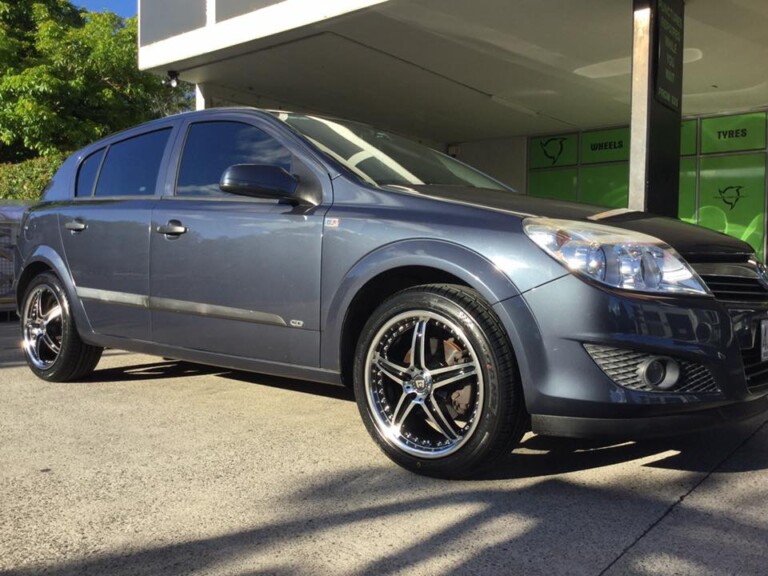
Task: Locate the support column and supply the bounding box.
[195,83,208,111]
[628,0,685,217]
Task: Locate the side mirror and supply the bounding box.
[219,164,303,203]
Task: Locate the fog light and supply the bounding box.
[637,357,680,390]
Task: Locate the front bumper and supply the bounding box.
[493,273,768,439]
[532,394,768,439]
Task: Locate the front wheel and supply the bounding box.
[21,272,103,382]
[353,284,527,478]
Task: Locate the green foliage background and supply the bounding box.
[0,152,65,200]
[0,0,191,200]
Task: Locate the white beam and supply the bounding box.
[138,0,390,71]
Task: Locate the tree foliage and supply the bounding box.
[0,152,65,200]
[0,0,191,162]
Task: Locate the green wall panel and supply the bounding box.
[581,128,630,164]
[699,153,765,260]
[678,157,697,224]
[528,168,578,202]
[579,164,629,208]
[680,120,697,156]
[527,112,768,262]
[701,113,766,154]
[529,134,578,169]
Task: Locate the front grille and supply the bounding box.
[693,260,768,303]
[693,263,768,394]
[699,275,768,302]
[584,344,720,394]
[740,345,768,394]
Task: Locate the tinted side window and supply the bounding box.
[177,121,292,196]
[94,128,171,197]
[75,148,105,197]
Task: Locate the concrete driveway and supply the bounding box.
[1,320,767,576]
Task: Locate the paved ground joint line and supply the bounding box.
[596,417,768,576]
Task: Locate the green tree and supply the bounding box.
[0,0,190,162]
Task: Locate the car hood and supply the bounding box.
[411,185,754,261]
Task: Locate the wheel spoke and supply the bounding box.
[43,305,62,325]
[33,293,43,320]
[391,393,417,428]
[409,319,428,370]
[42,332,60,355]
[422,398,460,441]
[34,333,43,360]
[431,364,478,389]
[374,354,408,386]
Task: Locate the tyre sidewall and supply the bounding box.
[21,273,79,381]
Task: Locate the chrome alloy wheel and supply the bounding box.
[22,284,64,370]
[364,310,484,459]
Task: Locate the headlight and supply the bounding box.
[523,218,711,296]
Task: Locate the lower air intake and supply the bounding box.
[584,344,720,394]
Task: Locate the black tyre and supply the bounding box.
[20,272,103,382]
[353,284,527,478]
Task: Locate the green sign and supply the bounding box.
[678,157,696,224]
[579,164,629,208]
[680,119,697,156]
[655,0,684,112]
[698,153,765,260]
[529,134,578,169]
[581,128,630,164]
[701,112,767,154]
[528,168,578,202]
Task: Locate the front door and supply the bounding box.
[149,118,328,367]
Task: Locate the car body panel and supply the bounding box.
[409,185,754,260]
[15,227,94,335]
[59,199,155,340]
[150,197,326,365]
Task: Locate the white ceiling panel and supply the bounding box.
[162,0,768,143]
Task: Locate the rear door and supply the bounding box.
[59,125,175,340]
[149,113,331,366]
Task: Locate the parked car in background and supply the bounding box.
[15,108,768,477]
[0,203,29,313]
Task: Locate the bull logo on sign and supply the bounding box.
[717,186,744,211]
[540,137,567,165]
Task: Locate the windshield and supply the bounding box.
[274,112,508,191]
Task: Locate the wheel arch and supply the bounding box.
[321,239,522,385]
[16,246,92,335]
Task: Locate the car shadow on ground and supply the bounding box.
[84,359,768,480]
[85,359,355,402]
[7,441,768,576]
[479,417,768,480]
[82,360,230,383]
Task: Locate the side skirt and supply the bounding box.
[86,333,344,387]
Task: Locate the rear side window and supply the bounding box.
[75,148,105,197]
[94,128,171,197]
[176,121,292,196]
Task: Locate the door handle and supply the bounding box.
[64,219,87,233]
[156,220,187,236]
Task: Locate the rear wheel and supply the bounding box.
[353,284,526,478]
[21,272,103,382]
